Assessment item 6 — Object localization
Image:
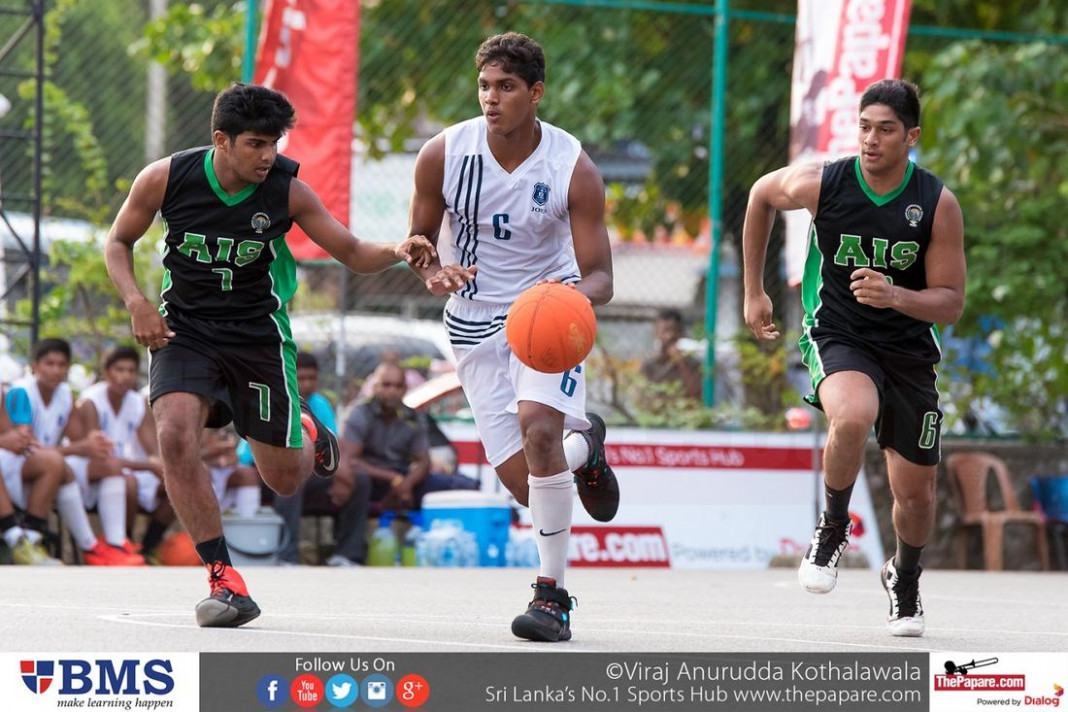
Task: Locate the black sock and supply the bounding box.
[0,513,18,533]
[824,482,855,523]
[141,520,169,555]
[194,536,232,567]
[894,539,924,575]
[22,513,48,533]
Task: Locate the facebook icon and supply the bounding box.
[256,674,287,709]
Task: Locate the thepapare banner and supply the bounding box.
[784,0,912,285]
[255,0,360,260]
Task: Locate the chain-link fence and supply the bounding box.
[1,0,1065,426]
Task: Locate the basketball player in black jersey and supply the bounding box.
[742,79,966,637]
[105,84,448,627]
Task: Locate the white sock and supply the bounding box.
[233,486,261,517]
[2,526,25,548]
[23,528,42,545]
[57,482,98,551]
[528,470,574,587]
[562,431,590,472]
[97,476,128,546]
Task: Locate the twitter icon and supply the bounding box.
[325,673,359,708]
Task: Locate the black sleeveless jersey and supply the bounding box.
[158,147,299,321]
[801,156,945,359]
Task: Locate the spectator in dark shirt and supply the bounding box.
[331,362,479,565]
[640,309,702,400]
[340,362,432,513]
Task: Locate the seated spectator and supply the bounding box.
[201,427,261,517]
[271,352,345,566]
[0,387,61,565]
[640,309,702,400]
[329,362,478,567]
[5,339,141,565]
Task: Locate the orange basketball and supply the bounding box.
[506,283,596,373]
[158,531,203,566]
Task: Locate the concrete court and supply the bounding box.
[1,566,1063,653]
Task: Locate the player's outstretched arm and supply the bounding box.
[850,187,965,323]
[105,159,176,350]
[289,179,437,275]
[568,152,613,307]
[406,134,475,296]
[741,161,823,341]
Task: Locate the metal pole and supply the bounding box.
[242,0,258,83]
[335,265,348,423]
[703,0,729,407]
[145,0,167,162]
[30,0,44,346]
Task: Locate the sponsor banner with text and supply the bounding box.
[784,0,913,285]
[201,652,928,712]
[444,424,884,570]
[0,653,199,712]
[931,652,1068,712]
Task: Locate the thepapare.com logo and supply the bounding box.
[19,658,175,701]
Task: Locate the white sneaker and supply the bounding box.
[325,554,360,567]
[797,513,852,594]
[881,558,925,636]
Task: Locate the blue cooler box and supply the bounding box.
[421,491,511,566]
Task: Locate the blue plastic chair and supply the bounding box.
[1030,475,1068,570]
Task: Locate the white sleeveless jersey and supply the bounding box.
[441,117,582,306]
[7,376,72,447]
[79,382,145,458]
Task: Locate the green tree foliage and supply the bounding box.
[136,2,244,93]
[13,233,162,367]
[921,41,1068,438]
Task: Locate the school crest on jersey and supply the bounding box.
[904,204,923,228]
[251,212,271,233]
[532,182,550,207]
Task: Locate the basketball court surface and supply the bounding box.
[2,567,1063,653]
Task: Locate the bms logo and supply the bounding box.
[20,660,54,694]
[19,659,175,696]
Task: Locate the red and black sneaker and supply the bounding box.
[195,562,261,628]
[299,397,339,478]
[511,577,576,642]
[572,413,620,522]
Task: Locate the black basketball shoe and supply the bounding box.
[571,413,620,522]
[511,577,576,642]
[300,397,339,478]
[195,562,261,628]
[881,558,925,636]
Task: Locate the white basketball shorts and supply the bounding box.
[446,297,590,468]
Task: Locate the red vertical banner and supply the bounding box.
[784,0,912,285]
[254,0,360,261]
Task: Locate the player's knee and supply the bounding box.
[505,481,529,508]
[31,448,65,476]
[827,415,872,444]
[259,466,302,497]
[156,421,197,461]
[521,420,561,465]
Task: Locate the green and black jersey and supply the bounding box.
[158,146,300,325]
[801,156,945,362]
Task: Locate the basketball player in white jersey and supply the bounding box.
[0,390,62,564]
[3,339,141,565]
[76,346,161,561]
[407,32,618,642]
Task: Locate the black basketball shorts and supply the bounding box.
[148,309,303,448]
[799,331,943,466]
